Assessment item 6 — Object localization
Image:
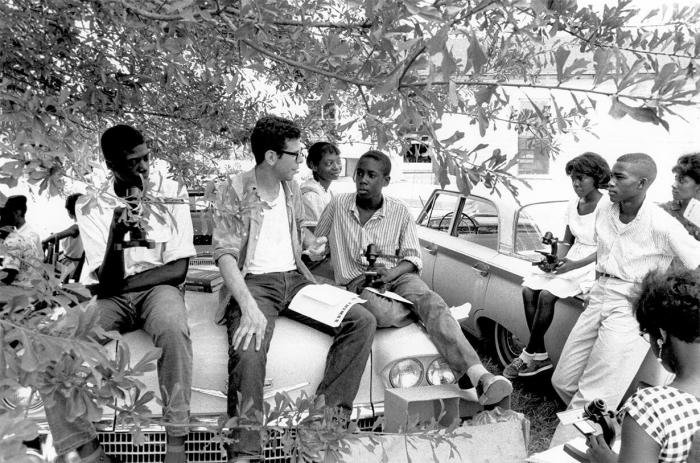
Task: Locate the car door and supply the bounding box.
[416,190,461,289]
[416,191,499,313]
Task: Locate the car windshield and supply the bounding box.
[515,201,568,259]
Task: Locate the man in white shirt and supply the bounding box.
[44,125,195,463]
[552,153,700,414]
[213,116,375,463]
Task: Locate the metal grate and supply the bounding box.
[98,431,225,463]
[97,429,303,463]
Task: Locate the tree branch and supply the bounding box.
[116,0,372,29]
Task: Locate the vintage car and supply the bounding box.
[414,186,669,388]
[5,190,495,463]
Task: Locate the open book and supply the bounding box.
[288,284,365,328]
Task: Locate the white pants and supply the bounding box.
[551,276,650,410]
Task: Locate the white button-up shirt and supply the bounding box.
[77,177,196,285]
[595,198,700,283]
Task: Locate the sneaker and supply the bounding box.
[476,373,513,405]
[518,357,553,377]
[502,357,527,380]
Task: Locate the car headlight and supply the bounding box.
[388,359,424,388]
[426,358,456,385]
[2,387,43,411]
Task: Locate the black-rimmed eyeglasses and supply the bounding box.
[277,149,306,163]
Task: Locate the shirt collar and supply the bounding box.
[350,194,386,221]
[243,167,294,200]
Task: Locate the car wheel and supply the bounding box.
[493,323,524,368]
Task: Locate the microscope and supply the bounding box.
[532,231,560,273]
[562,399,617,462]
[113,187,156,251]
[362,244,385,291]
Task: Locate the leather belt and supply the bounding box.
[599,272,620,279]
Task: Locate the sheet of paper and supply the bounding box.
[364,287,414,305]
[288,284,364,327]
[527,436,621,463]
[684,197,700,228]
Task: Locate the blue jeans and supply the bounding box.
[225,270,375,457]
[44,285,193,456]
[384,273,481,376]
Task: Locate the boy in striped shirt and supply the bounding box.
[315,150,512,405]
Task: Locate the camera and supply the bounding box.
[557,399,617,462]
[532,231,560,273]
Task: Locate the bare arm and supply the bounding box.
[586,415,660,463]
[217,254,267,352]
[118,257,189,294]
[43,224,79,245]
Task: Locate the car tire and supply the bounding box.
[493,322,524,368]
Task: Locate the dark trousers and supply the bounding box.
[225,270,376,456]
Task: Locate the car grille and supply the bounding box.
[96,422,377,463]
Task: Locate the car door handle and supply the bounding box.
[423,244,438,255]
[472,263,490,277]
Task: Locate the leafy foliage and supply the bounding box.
[2,0,700,198]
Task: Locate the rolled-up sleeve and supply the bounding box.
[398,210,423,273]
[314,196,336,239]
[212,181,244,265]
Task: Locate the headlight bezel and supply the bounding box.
[388,358,424,388]
[425,357,456,385]
[2,386,43,411]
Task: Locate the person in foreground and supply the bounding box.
[212,116,375,463]
[587,267,700,463]
[504,152,610,379]
[44,125,195,463]
[551,153,700,427]
[315,150,512,405]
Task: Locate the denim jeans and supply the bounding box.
[385,272,482,377]
[44,285,193,456]
[225,270,375,457]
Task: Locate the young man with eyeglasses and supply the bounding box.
[43,124,196,463]
[213,115,375,463]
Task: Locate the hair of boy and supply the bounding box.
[358,150,392,176]
[306,142,340,169]
[250,115,302,165]
[3,195,27,216]
[100,124,145,163]
[565,152,611,188]
[65,193,83,217]
[616,152,657,185]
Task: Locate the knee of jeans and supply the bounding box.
[155,319,191,344]
[230,344,267,370]
[355,306,377,333]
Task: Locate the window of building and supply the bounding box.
[516,135,549,175]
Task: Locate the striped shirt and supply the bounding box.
[315,193,422,285]
[595,198,700,283]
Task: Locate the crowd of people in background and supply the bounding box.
[1,116,700,463]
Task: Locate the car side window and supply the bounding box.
[417,193,461,233]
[456,197,499,250]
[515,202,568,257]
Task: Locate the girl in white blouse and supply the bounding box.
[503,152,611,379]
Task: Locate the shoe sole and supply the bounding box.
[479,377,514,405]
[518,363,553,377]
